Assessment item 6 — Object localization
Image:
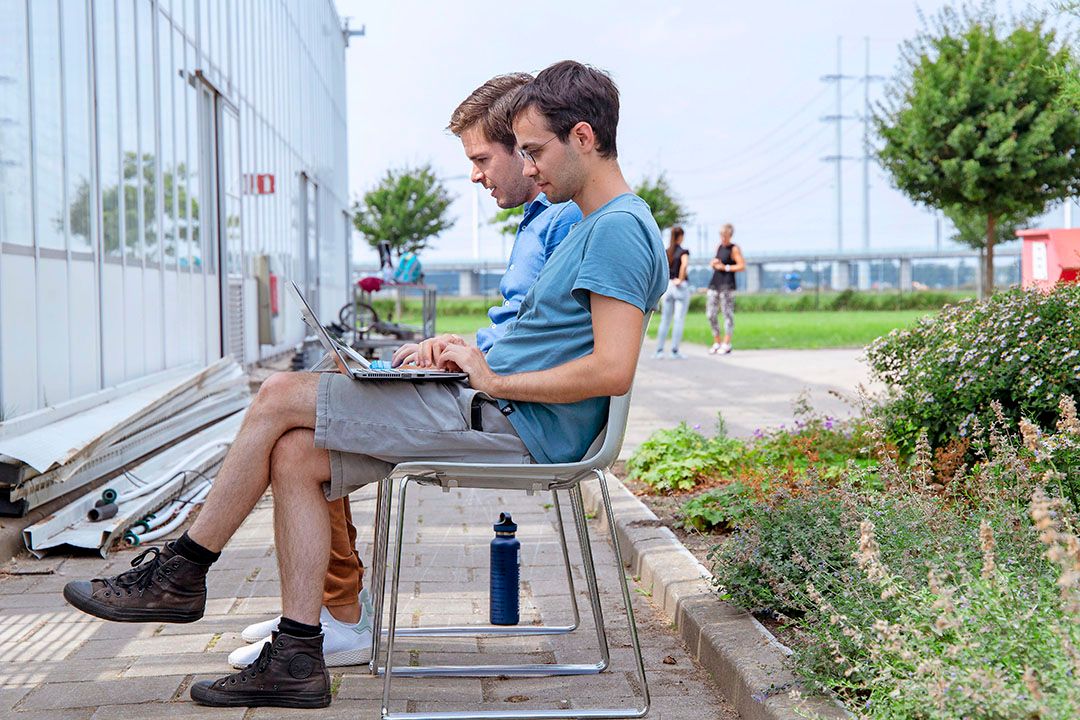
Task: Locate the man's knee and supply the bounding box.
[270,429,321,485]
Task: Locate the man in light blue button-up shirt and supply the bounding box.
[395,73,581,365]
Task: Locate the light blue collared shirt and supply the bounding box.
[476,194,581,353]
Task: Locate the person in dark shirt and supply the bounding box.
[707,223,745,354]
[652,225,691,359]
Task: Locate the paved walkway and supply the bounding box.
[0,483,737,719]
[0,347,878,719]
[625,345,877,452]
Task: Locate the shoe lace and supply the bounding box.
[241,640,275,679]
[99,547,164,595]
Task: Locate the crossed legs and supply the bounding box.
[184,371,340,626]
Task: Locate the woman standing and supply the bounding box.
[653,226,691,359]
[707,223,744,354]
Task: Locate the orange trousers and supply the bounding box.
[323,497,364,608]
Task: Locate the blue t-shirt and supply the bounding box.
[485,193,666,464]
[476,194,580,353]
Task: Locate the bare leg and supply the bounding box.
[187,372,322,552]
[269,428,335,626]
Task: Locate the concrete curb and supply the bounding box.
[580,473,849,720]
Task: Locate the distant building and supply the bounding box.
[0,0,350,420]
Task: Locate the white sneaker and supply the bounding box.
[233,587,373,667]
[651,349,665,359]
[720,343,733,354]
[709,343,722,354]
[670,350,687,360]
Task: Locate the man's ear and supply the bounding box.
[570,121,596,154]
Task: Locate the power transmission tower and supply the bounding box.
[859,37,885,288]
[821,36,856,254]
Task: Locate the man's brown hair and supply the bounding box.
[448,73,533,151]
[511,61,620,158]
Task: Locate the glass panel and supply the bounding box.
[187,42,201,271]
[30,0,65,250]
[174,28,190,269]
[159,10,175,265]
[137,0,157,258]
[62,0,92,251]
[94,0,121,257]
[118,0,140,260]
[222,106,241,276]
[198,0,208,61]
[0,1,31,247]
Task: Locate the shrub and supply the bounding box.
[866,284,1080,453]
[624,422,742,493]
[709,407,1080,719]
[677,482,755,532]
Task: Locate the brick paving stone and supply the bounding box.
[90,703,246,719]
[2,476,737,719]
[16,676,184,710]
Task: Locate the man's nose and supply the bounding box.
[471,166,484,184]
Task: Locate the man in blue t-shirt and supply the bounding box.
[62,61,665,710]
[393,73,580,366]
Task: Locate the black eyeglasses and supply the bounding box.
[518,135,558,164]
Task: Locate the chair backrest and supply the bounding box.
[390,311,651,487]
[574,310,652,469]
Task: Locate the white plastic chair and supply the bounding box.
[366,382,650,720]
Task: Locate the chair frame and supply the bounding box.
[366,389,650,720]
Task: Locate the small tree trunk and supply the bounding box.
[983,212,996,299]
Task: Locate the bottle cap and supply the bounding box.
[493,512,517,533]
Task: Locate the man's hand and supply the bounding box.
[395,334,467,368]
[439,344,499,394]
[710,258,723,271]
[391,342,420,367]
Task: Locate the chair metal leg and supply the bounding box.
[569,484,611,671]
[594,468,650,718]
[387,488,582,638]
[378,474,649,720]
[369,475,395,675]
[375,481,606,679]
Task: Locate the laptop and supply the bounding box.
[288,281,468,383]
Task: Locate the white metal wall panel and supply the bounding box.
[100,264,125,387]
[191,273,209,365]
[143,270,164,373]
[162,271,180,367]
[68,260,100,399]
[37,257,71,407]
[1,256,38,419]
[243,277,258,363]
[122,265,146,381]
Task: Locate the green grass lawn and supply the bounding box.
[648,309,930,350]
[395,309,930,350]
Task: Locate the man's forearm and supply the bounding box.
[485,353,632,404]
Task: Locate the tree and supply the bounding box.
[943,204,1028,249]
[875,5,1080,297]
[352,165,455,257]
[490,205,524,238]
[633,173,691,231]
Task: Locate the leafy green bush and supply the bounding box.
[677,482,755,532]
[710,407,1080,719]
[686,289,968,314]
[867,284,1080,452]
[624,422,742,493]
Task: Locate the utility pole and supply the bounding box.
[858,38,885,289]
[821,36,856,255]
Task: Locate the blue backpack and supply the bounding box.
[393,252,422,283]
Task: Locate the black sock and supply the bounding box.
[172,532,220,565]
[279,616,322,638]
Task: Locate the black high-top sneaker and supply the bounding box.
[190,631,332,708]
[62,542,209,623]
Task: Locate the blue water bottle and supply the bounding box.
[490,512,520,625]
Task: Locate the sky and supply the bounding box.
[333,0,1076,264]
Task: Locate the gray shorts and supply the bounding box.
[313,373,532,501]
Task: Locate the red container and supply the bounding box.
[1017,228,1080,290]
